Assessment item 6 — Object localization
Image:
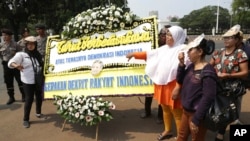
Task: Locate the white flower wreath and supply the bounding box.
[54,93,115,126]
[61,5,140,39]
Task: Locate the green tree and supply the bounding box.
[231,0,250,32]
[179,6,231,34]
[0,0,128,41]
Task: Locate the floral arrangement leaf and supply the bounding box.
[61,5,140,39]
[53,93,115,126]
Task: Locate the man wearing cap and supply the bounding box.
[17,28,30,51]
[35,24,47,60]
[0,28,25,104]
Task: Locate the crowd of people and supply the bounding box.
[0,22,249,141]
[0,24,47,128]
[127,24,250,141]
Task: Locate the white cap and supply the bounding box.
[24,36,37,42]
[222,24,241,37]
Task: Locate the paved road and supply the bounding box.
[0,40,249,141]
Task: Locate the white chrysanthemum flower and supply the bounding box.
[79,108,84,114]
[78,104,82,109]
[80,115,84,119]
[125,16,131,23]
[93,20,97,25]
[74,30,77,34]
[68,102,72,106]
[91,12,97,19]
[113,18,119,22]
[102,10,108,15]
[117,7,123,12]
[69,107,73,112]
[75,112,80,118]
[114,11,120,17]
[111,5,115,10]
[77,16,84,22]
[89,103,92,107]
[63,104,67,109]
[97,20,101,25]
[57,99,62,105]
[93,104,99,110]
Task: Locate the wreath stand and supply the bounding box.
[61,119,99,141]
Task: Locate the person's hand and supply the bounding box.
[14,64,24,71]
[217,72,230,79]
[178,52,185,66]
[172,86,180,100]
[126,53,134,61]
[190,121,199,134]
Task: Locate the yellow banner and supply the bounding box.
[44,17,158,98]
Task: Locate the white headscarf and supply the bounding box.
[145,26,187,85]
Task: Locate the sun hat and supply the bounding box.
[24,36,37,42]
[222,24,241,37]
[183,33,215,55]
[183,33,205,50]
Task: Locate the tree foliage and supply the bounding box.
[0,0,127,41]
[179,6,231,34]
[231,0,250,31]
[179,0,250,34]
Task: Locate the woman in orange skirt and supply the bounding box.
[126,26,188,140]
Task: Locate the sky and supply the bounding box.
[127,0,233,20]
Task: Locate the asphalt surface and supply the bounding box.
[0,40,249,141]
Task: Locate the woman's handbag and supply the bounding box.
[220,79,246,98]
[202,75,240,131]
[34,67,44,90]
[203,94,238,131]
[30,57,44,90]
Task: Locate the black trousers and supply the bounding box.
[2,61,24,97]
[23,83,43,121]
[145,97,163,119]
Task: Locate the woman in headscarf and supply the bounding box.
[126,26,187,140]
[8,36,44,128]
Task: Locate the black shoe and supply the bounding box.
[157,133,173,140]
[23,121,30,128]
[140,112,151,118]
[6,98,15,105]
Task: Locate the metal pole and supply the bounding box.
[216,0,220,33]
[230,14,232,27]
